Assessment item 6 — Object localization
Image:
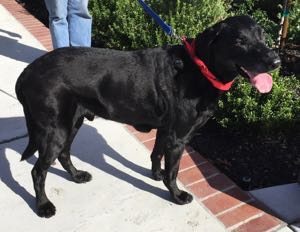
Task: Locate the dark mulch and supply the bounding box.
[189,119,300,191]
[280,44,300,77]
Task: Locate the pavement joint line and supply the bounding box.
[185,172,220,187]
[200,184,236,201]
[184,173,213,186]
[178,160,208,173]
[215,198,255,217]
[265,224,286,232]
[141,136,156,143]
[226,211,265,231]
[0,133,28,145]
[0,89,17,100]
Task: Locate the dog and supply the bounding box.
[15,15,280,217]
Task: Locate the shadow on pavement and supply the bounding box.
[0,117,169,215]
[0,29,46,63]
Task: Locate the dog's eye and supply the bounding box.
[235,38,247,47]
[236,38,246,44]
[257,27,266,41]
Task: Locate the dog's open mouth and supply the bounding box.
[238,66,273,93]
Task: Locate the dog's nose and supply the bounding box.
[265,50,281,69]
[271,58,281,69]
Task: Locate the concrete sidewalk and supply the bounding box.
[0,4,225,232]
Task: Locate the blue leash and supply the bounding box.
[137,0,180,39]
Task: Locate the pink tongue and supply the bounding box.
[250,73,273,93]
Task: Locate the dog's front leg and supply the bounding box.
[163,139,193,204]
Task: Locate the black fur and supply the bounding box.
[15,15,280,217]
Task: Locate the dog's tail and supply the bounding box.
[16,73,38,161]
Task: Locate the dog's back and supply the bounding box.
[20,47,180,122]
[16,46,182,160]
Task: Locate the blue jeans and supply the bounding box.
[44,0,92,48]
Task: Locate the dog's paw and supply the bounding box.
[173,191,193,205]
[152,169,164,181]
[37,201,56,218]
[73,170,92,183]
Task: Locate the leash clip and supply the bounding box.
[170,29,182,41]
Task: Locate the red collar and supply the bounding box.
[181,37,234,91]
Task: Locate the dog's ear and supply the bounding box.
[196,21,227,46]
[195,21,227,59]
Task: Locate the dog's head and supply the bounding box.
[195,15,280,93]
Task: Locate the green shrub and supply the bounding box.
[288,1,300,43]
[216,72,300,133]
[89,0,230,49]
[229,0,300,45]
[229,0,279,46]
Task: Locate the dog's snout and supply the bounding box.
[265,50,281,69]
[272,58,281,69]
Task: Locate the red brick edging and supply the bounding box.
[1,0,53,51]
[2,0,285,231]
[126,126,284,231]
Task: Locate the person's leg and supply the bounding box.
[68,0,92,47]
[44,0,69,48]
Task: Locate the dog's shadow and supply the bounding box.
[0,117,169,213]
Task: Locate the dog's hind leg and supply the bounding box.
[20,100,38,160]
[58,116,92,183]
[151,129,167,181]
[32,126,69,218]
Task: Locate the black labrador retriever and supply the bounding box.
[15,15,280,217]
